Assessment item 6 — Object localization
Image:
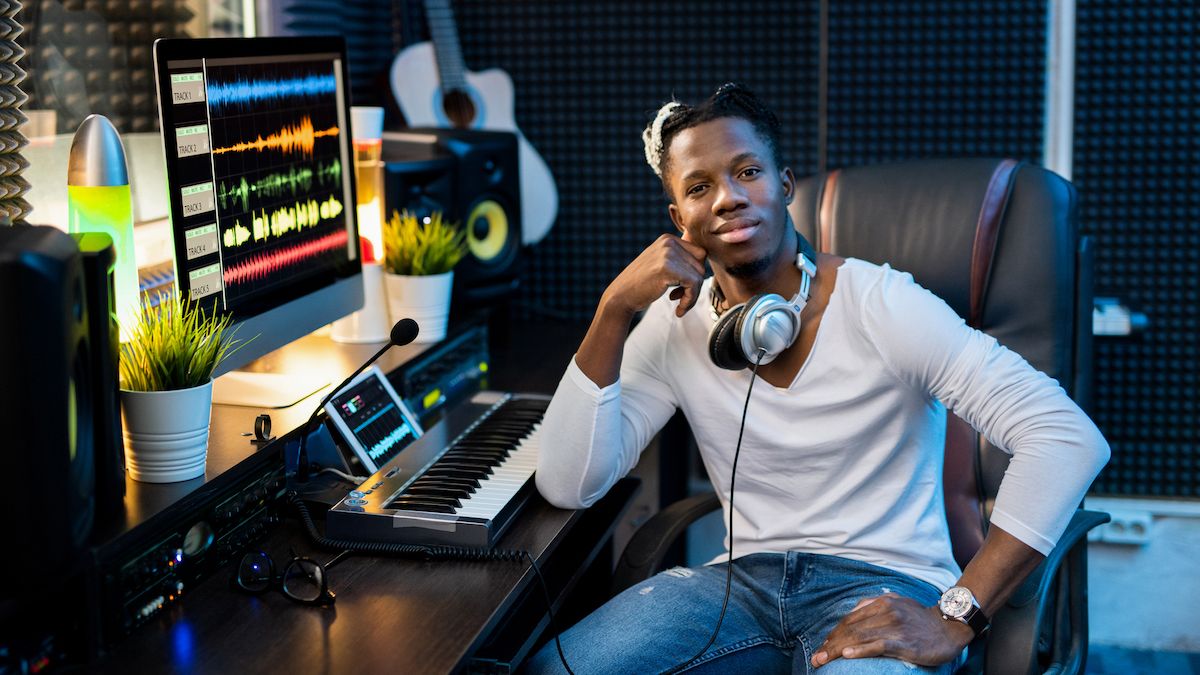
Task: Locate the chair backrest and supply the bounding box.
[788,158,1086,567]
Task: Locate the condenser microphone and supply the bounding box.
[295,318,419,482]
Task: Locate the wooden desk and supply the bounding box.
[99,315,643,673]
[104,480,639,673]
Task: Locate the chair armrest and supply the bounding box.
[984,509,1110,675]
[611,493,722,596]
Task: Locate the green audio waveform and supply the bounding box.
[222,194,345,248]
[218,160,343,212]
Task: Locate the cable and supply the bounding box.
[667,350,764,674]
[289,492,576,673]
[523,551,577,675]
[316,467,368,484]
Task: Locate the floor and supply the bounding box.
[1087,645,1200,674]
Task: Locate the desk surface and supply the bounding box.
[99,326,440,540]
[105,480,639,673]
[100,314,608,673]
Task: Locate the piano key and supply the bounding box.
[390,500,455,514]
[454,428,541,518]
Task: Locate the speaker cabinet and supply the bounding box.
[383,129,523,303]
[71,232,125,526]
[0,226,95,592]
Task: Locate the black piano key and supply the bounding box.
[403,485,470,500]
[391,494,462,509]
[435,461,494,475]
[389,500,456,514]
[411,477,478,493]
[442,450,507,463]
[422,468,483,484]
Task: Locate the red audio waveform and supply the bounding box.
[211,116,339,157]
[223,228,349,287]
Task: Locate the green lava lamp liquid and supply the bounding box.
[68,183,138,341]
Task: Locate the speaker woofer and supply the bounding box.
[466,198,511,265]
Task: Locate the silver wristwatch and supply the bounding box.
[938,586,990,638]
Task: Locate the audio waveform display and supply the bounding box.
[206,72,337,113]
[368,421,415,462]
[222,196,345,248]
[171,54,356,312]
[223,228,349,287]
[211,117,339,157]
[218,160,343,211]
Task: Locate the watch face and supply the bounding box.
[940,586,974,619]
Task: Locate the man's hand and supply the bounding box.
[601,234,708,318]
[811,593,973,669]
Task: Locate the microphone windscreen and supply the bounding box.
[390,318,420,346]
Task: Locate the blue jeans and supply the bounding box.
[525,552,958,675]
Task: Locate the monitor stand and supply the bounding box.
[212,371,329,408]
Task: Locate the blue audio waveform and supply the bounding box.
[368,424,414,461]
[206,72,337,113]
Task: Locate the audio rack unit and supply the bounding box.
[391,320,490,427]
[86,447,287,653]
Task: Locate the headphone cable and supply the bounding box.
[667,349,764,673]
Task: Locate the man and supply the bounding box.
[527,83,1109,674]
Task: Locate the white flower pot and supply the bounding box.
[383,271,453,343]
[120,380,213,483]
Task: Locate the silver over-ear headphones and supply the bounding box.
[707,234,818,370]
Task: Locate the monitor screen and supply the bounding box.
[153,37,363,378]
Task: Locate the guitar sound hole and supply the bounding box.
[442,90,476,128]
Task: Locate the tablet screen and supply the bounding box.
[324,366,423,473]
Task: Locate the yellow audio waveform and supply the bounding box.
[211,117,339,156]
[224,195,344,248]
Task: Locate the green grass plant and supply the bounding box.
[382,210,467,276]
[119,295,248,392]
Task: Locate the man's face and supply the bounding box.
[665,117,794,277]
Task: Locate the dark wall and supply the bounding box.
[1075,1,1199,497]
[421,0,1049,320]
[392,1,1195,497]
[441,0,821,321]
[826,0,1046,168]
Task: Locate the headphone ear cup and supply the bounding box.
[737,293,802,366]
[708,304,751,370]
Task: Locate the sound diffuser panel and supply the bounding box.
[17,0,193,134]
[1075,1,1199,497]
[433,0,820,320]
[0,0,28,223]
[270,0,395,108]
[825,0,1046,169]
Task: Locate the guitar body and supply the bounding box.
[391,42,559,245]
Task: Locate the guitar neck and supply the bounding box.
[424,0,468,92]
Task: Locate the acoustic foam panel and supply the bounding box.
[1075,1,1199,497]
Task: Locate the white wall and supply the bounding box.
[1087,498,1200,652]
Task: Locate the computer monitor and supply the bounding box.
[153,37,363,405]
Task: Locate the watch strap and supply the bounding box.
[959,604,991,638]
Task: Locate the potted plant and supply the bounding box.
[381,209,467,343]
[119,295,246,483]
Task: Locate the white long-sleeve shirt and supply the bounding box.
[536,258,1110,592]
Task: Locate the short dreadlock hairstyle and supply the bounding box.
[642,83,784,194]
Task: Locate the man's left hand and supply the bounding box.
[810,593,974,668]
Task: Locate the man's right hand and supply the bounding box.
[602,234,709,319]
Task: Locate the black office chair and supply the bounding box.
[612,158,1109,675]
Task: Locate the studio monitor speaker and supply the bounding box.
[384,129,522,303]
[382,138,456,227]
[0,226,95,592]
